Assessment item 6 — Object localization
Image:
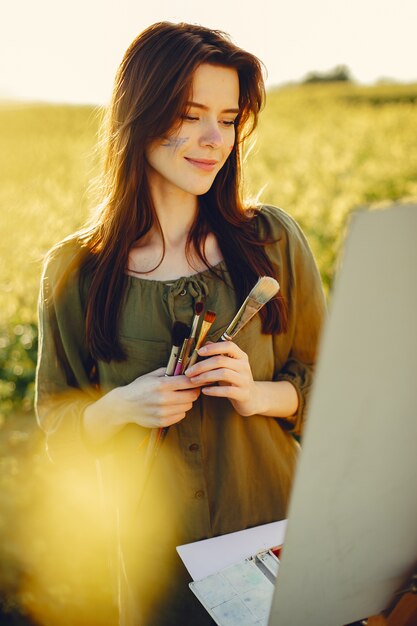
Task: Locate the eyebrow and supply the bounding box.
[186,101,240,114]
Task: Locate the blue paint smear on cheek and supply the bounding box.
[160,136,189,150]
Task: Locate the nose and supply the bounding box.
[199,120,223,149]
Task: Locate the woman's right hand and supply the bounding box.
[83,368,201,445]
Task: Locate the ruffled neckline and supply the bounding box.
[125,259,226,287]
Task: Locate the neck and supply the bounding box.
[154,204,197,249]
[146,169,198,249]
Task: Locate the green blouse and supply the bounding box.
[35,205,326,625]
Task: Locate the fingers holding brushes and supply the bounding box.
[185,340,259,415]
[185,276,280,415]
[160,277,279,421]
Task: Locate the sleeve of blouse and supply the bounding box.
[268,208,327,437]
[35,244,103,464]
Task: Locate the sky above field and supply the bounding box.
[2,0,416,105]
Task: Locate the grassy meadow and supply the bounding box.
[0,82,417,622]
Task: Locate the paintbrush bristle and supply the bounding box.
[220,277,280,341]
[248,276,280,304]
[171,321,190,347]
[203,310,216,324]
[195,301,204,315]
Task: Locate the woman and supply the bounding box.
[35,21,326,625]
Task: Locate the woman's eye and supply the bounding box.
[221,120,236,127]
[182,115,199,121]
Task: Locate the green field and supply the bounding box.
[0,82,416,622]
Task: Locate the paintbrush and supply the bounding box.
[173,336,190,376]
[220,276,280,341]
[165,321,190,376]
[190,301,205,341]
[173,301,204,375]
[187,310,217,368]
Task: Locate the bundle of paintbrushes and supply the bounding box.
[163,305,217,378]
[174,309,217,374]
[162,304,217,377]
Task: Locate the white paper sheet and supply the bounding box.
[177,520,287,581]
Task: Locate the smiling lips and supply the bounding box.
[185,157,219,171]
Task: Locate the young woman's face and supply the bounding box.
[145,63,240,198]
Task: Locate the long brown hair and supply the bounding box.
[77,21,287,361]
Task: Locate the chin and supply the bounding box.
[186,182,216,196]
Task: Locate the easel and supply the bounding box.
[268,204,417,626]
[367,573,417,625]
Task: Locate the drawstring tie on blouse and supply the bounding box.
[166,276,209,320]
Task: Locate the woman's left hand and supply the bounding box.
[184,341,261,416]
